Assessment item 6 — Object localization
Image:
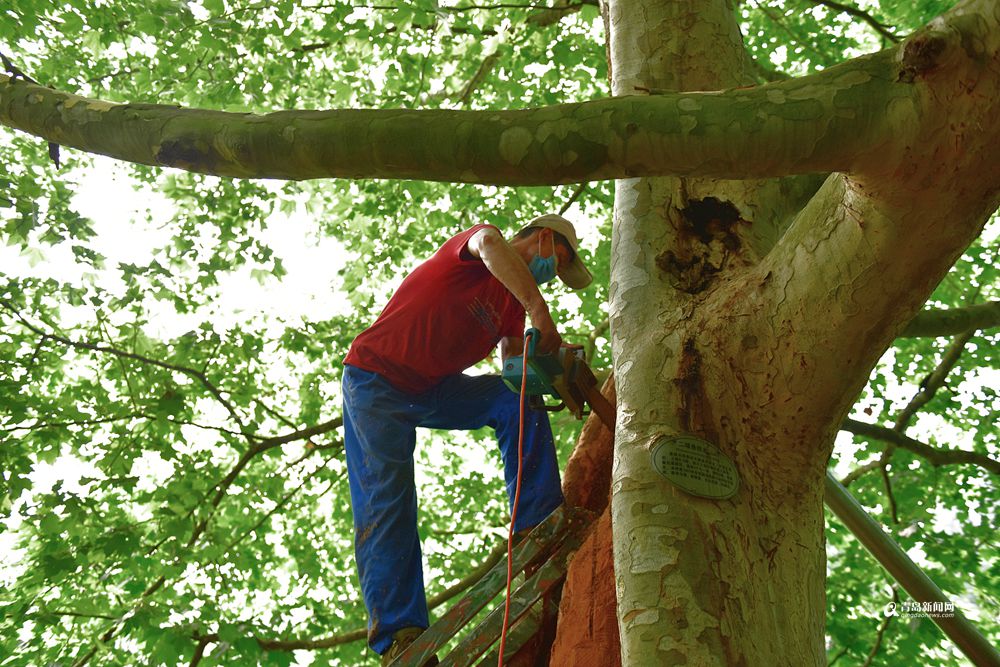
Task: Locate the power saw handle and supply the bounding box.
[524,327,541,358]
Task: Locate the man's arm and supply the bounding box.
[468,227,562,355]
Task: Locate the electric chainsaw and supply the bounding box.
[502,328,616,429]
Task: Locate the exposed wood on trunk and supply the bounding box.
[562,375,616,514]
[550,509,621,666]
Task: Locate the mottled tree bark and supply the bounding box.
[604,0,999,665]
[0,53,933,184]
[2,1,998,664]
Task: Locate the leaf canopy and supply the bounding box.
[1,1,996,665]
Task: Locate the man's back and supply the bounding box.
[344,224,525,394]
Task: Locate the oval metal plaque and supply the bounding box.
[650,435,740,500]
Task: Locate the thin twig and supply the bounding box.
[750,0,828,63]
[840,418,1000,479]
[558,183,588,216]
[880,463,898,524]
[4,411,250,440]
[746,53,791,82]
[893,331,975,432]
[334,2,566,11]
[85,67,134,85]
[25,335,47,372]
[149,416,343,554]
[215,454,344,556]
[526,0,596,27]
[177,0,269,36]
[256,400,299,430]
[827,646,849,667]
[807,0,901,43]
[861,588,898,667]
[191,539,509,652]
[1,299,246,431]
[189,416,343,531]
[189,637,210,667]
[458,53,500,107]
[2,413,143,433]
[842,331,975,487]
[73,411,340,665]
[37,608,120,621]
[98,317,142,412]
[427,541,508,609]
[254,417,343,454]
[586,317,610,362]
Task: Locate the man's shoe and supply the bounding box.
[380,626,439,666]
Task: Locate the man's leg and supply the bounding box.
[423,374,564,532]
[342,365,429,655]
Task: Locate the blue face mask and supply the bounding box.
[528,234,558,285]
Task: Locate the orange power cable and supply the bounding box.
[498,333,531,666]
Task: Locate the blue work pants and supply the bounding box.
[341,364,564,655]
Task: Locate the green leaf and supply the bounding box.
[263,650,294,667]
[40,552,76,578]
[155,389,186,417]
[38,513,61,536]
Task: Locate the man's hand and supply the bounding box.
[528,306,562,355]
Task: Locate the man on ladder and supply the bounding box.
[341,214,593,665]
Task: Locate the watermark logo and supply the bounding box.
[883,600,955,618]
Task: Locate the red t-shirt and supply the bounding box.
[344,224,526,394]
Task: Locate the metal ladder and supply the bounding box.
[386,505,592,667]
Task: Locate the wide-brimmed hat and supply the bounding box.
[519,214,593,290]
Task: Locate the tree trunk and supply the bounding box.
[603,1,827,663]
[1,1,997,664]
[551,0,1000,665]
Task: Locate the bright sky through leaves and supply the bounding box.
[1,0,997,665]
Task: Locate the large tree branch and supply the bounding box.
[740,0,1000,444]
[0,45,921,184]
[899,301,1000,338]
[732,167,991,459]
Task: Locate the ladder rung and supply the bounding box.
[473,605,542,667]
[388,506,578,667]
[438,515,590,667]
